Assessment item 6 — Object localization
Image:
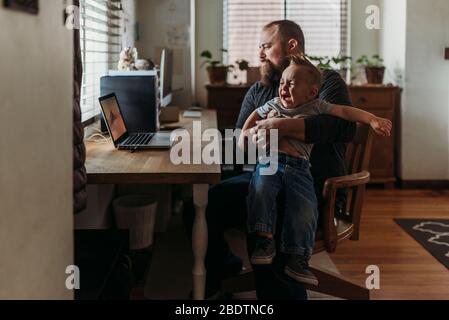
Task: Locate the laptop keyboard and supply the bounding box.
[123,133,155,146]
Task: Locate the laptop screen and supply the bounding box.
[99,95,127,143]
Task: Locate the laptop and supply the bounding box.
[99,93,172,150]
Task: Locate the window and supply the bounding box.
[223,0,349,67]
[80,0,123,122]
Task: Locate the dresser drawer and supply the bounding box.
[351,91,394,109]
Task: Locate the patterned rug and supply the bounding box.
[395,219,449,270]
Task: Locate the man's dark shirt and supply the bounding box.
[236,70,356,207]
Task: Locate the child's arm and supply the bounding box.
[238,111,263,150]
[329,105,392,136]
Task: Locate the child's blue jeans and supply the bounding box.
[247,153,319,260]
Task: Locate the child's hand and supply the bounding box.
[267,109,280,119]
[370,117,392,136]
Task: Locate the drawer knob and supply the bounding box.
[359,97,367,103]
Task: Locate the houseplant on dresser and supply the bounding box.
[357,54,386,84]
[200,50,233,85]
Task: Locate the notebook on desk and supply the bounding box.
[99,93,173,150]
[183,111,202,118]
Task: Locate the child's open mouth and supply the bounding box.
[281,93,292,103]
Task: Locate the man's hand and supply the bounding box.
[370,116,392,136]
[250,117,283,149]
[237,129,251,151]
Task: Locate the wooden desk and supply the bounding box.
[85,110,221,300]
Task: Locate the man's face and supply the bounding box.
[259,27,285,67]
[279,65,318,108]
[259,27,289,86]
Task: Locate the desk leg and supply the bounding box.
[192,184,209,300]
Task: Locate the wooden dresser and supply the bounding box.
[206,84,251,129]
[349,85,402,188]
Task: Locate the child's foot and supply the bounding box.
[250,237,276,265]
[284,255,318,286]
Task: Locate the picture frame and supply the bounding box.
[3,0,39,15]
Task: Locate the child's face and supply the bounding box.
[278,65,319,108]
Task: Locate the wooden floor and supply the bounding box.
[331,189,449,300]
[134,189,449,300]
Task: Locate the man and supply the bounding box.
[183,20,355,300]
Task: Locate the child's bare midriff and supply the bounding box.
[278,138,303,159]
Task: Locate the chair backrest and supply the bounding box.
[346,123,374,174]
[320,123,375,252]
[342,123,374,242]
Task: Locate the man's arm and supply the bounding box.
[253,71,356,144]
[236,83,259,129]
[238,111,262,150]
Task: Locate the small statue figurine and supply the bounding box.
[118,47,153,71]
[118,47,138,71]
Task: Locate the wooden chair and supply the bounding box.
[223,123,374,300]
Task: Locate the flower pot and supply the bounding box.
[207,66,228,85]
[365,66,385,84]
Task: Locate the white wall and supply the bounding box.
[351,0,380,62]
[402,0,449,180]
[136,0,193,109]
[0,1,73,299]
[380,0,407,86]
[122,0,137,48]
[195,0,223,108]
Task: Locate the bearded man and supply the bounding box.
[184,20,356,300]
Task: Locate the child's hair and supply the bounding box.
[287,54,323,90]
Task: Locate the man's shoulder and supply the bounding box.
[249,81,278,93]
[321,69,344,84]
[248,81,266,93]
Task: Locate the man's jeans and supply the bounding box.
[247,154,319,260]
[182,172,308,300]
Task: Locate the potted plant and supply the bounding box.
[332,56,352,80]
[356,54,385,84]
[307,55,352,80]
[233,59,249,84]
[200,49,232,85]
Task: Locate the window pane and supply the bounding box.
[223,0,349,67]
[224,0,285,67]
[80,0,123,122]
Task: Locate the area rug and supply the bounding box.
[395,219,449,270]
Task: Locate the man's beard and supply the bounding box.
[260,56,290,87]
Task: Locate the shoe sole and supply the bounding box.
[250,253,276,265]
[285,268,319,286]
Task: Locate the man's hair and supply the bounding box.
[288,54,323,89]
[263,20,305,53]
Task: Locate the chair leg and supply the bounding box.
[350,185,365,241]
[307,264,370,300]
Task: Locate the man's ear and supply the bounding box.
[287,39,299,54]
